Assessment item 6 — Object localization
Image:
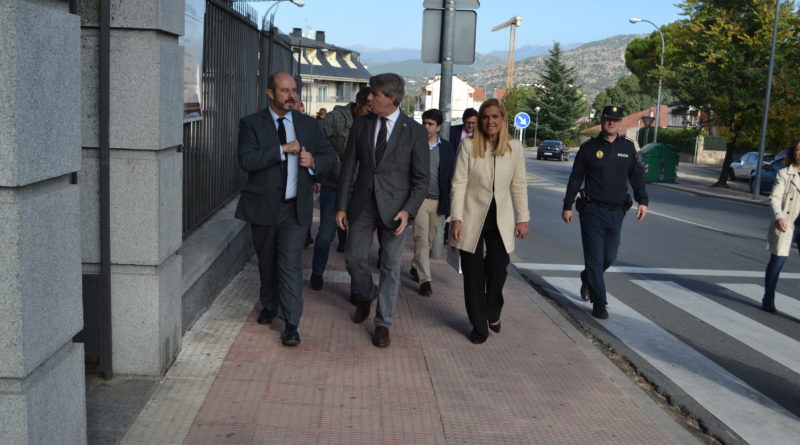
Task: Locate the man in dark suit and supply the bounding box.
[448,107,478,153]
[235,72,335,346]
[335,73,429,347]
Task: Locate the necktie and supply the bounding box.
[277,117,289,198]
[375,117,387,165]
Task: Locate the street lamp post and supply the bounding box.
[629,17,664,143]
[261,0,304,31]
[307,48,327,116]
[533,106,541,147]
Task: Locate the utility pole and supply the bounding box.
[492,16,522,89]
[438,0,456,138]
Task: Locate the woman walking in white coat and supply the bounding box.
[450,99,530,344]
[763,138,800,313]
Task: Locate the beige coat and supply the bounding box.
[450,138,530,254]
[767,164,800,256]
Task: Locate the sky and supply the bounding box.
[249,0,685,53]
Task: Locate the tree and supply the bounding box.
[501,85,535,131]
[526,43,585,142]
[626,0,800,187]
[591,75,660,124]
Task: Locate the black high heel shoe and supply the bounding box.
[489,321,501,333]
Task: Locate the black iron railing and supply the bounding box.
[183,0,295,236]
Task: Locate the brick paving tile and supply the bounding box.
[181,222,679,445]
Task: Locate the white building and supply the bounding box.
[417,75,481,122]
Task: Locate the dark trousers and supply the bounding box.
[460,202,509,339]
[345,196,408,328]
[578,203,625,306]
[251,200,307,327]
[764,224,800,303]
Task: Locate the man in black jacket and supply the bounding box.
[235,72,335,346]
[562,106,648,319]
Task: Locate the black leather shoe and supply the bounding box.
[353,299,372,324]
[418,281,432,296]
[410,267,419,282]
[488,321,501,333]
[373,326,390,347]
[281,330,301,347]
[469,328,488,344]
[762,299,777,313]
[580,279,590,301]
[336,243,346,253]
[592,303,609,319]
[257,309,277,325]
[310,273,324,291]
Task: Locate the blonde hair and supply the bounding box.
[472,98,512,158]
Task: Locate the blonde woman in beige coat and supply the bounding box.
[450,99,530,344]
[763,138,800,313]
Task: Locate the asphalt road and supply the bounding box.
[514,151,800,444]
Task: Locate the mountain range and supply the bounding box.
[352,35,643,102]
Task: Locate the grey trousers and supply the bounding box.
[251,200,308,327]
[346,197,408,328]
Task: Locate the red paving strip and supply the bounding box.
[184,230,676,444]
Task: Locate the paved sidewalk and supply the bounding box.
[113,221,694,444]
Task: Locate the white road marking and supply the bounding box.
[719,283,800,319]
[633,280,800,374]
[544,276,800,444]
[514,263,800,279]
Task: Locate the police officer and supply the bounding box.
[562,106,648,319]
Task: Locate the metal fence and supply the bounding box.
[183,0,296,236]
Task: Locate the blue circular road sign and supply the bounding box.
[514,112,531,129]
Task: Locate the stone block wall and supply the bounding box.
[0,1,86,443]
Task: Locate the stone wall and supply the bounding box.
[0,1,86,443]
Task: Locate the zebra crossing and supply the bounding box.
[521,267,800,444]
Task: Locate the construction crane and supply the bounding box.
[492,16,522,89]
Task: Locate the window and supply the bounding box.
[317,84,328,102]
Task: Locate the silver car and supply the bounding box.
[729,151,773,181]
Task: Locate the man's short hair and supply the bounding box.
[422,109,443,126]
[355,86,371,105]
[462,108,478,120]
[369,73,404,106]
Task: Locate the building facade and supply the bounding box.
[283,29,371,117]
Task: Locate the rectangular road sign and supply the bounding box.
[422,0,480,8]
[421,9,477,64]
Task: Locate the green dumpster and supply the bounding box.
[639,143,679,183]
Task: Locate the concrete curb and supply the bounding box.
[656,182,770,206]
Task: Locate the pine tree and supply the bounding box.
[526,43,585,142]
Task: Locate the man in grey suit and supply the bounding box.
[236,72,335,346]
[335,73,429,347]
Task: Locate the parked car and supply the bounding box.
[749,158,783,195]
[729,151,774,181]
[536,140,569,161]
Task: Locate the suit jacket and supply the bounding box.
[449,138,530,254]
[336,111,430,229]
[235,108,335,226]
[449,124,464,155]
[435,139,456,217]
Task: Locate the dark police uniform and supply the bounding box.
[563,106,648,316]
